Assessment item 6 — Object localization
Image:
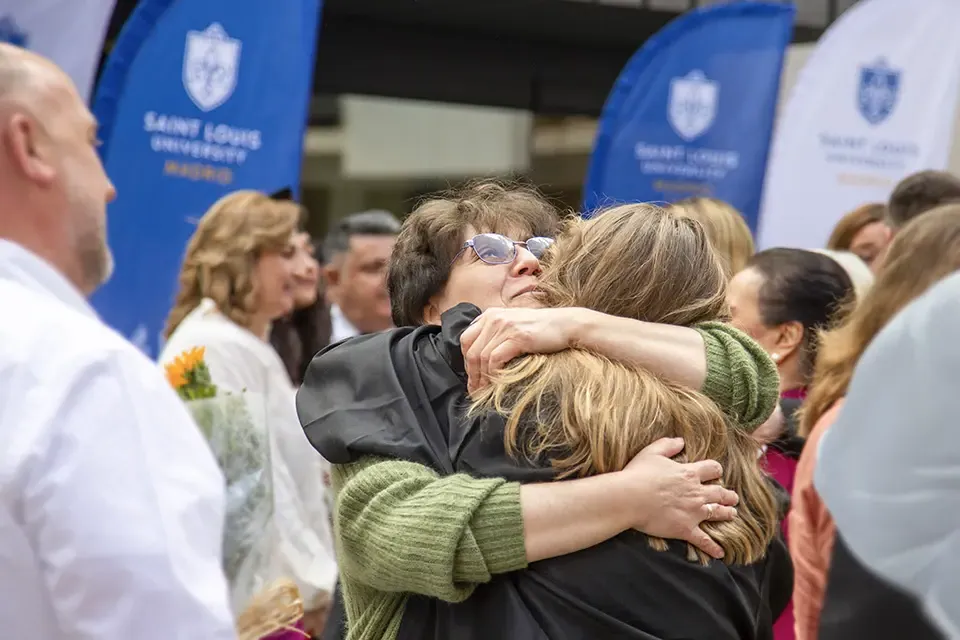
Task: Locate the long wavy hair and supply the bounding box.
[800,204,960,437]
[164,190,302,338]
[471,204,779,565]
[672,197,755,277]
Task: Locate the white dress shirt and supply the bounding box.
[330,303,360,343]
[816,271,960,639]
[0,241,235,639]
[160,300,337,610]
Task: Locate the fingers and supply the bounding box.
[703,503,738,522]
[714,486,739,507]
[685,527,725,560]
[487,342,521,381]
[464,318,497,393]
[701,484,738,507]
[686,459,723,483]
[639,437,685,459]
[460,319,481,355]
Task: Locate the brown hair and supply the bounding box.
[387,179,562,326]
[801,203,960,436]
[887,170,960,229]
[471,204,778,565]
[827,203,886,251]
[164,190,301,337]
[745,248,855,383]
[672,197,755,277]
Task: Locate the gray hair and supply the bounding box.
[322,209,400,263]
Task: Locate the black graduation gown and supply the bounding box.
[298,304,793,640]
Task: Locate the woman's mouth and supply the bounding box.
[512,285,538,299]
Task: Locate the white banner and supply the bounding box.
[0,0,117,102]
[757,0,960,250]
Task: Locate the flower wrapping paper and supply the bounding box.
[184,393,277,612]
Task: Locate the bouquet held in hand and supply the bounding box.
[165,347,276,612]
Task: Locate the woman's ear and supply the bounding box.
[774,320,804,360]
[422,301,442,326]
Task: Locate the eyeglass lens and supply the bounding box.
[472,234,517,264]
[472,234,554,263]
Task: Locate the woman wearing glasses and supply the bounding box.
[298,180,782,640]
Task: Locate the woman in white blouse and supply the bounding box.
[159,190,336,628]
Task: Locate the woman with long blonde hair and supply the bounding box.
[790,204,960,640]
[160,190,336,632]
[457,203,786,638]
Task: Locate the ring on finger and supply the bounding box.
[706,504,715,519]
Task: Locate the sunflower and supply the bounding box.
[164,346,207,390]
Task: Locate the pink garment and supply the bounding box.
[262,619,307,639]
[763,387,806,640]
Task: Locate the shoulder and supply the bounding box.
[161,306,250,362]
[0,280,157,384]
[0,284,202,456]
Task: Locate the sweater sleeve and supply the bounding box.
[694,321,780,432]
[331,456,528,602]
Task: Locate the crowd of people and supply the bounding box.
[2,42,960,640]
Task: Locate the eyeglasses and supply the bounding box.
[451,233,554,266]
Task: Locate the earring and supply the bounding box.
[771,353,781,363]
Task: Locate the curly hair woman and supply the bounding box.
[160,190,336,628]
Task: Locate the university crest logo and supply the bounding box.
[668,70,719,142]
[183,23,242,112]
[857,58,900,125]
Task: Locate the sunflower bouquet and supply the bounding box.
[165,347,276,614]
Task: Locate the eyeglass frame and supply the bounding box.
[450,233,554,266]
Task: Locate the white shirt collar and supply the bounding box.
[0,239,96,319]
[330,303,360,342]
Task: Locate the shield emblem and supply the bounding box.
[668,70,719,142]
[182,23,242,112]
[0,16,28,47]
[857,58,900,125]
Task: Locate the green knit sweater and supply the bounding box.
[331,322,779,640]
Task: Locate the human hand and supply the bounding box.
[460,307,587,394]
[620,437,739,559]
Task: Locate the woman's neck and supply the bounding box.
[247,314,272,341]
[777,358,807,394]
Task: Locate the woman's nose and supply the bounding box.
[511,245,542,277]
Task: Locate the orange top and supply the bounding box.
[788,400,843,640]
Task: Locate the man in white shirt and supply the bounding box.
[816,270,960,638]
[0,44,235,638]
[323,210,399,343]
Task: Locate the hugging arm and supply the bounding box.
[333,442,737,601]
[462,308,780,431]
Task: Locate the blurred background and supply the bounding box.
[96,0,859,235]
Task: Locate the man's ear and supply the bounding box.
[324,264,341,304]
[5,113,56,185]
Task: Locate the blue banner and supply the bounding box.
[582,1,794,230]
[91,0,322,356]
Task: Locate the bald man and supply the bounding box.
[0,45,236,638]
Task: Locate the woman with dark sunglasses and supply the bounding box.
[297,180,781,640]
